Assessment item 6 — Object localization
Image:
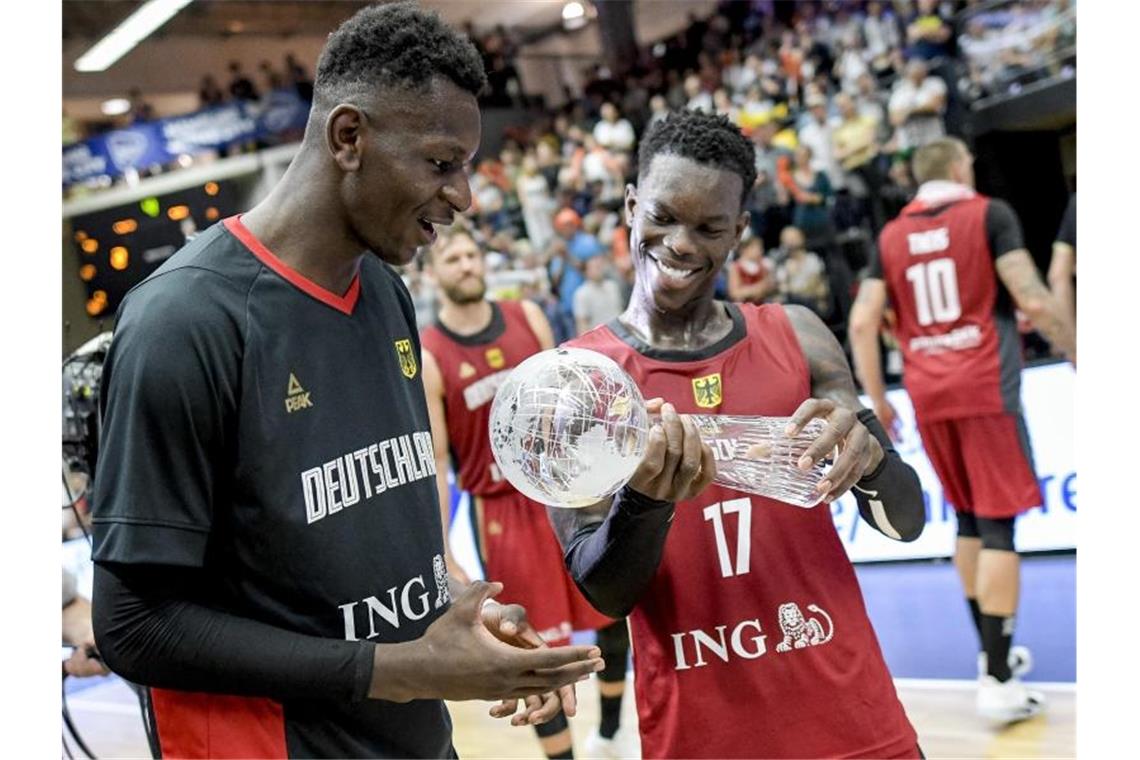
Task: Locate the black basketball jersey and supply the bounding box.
[93,216,454,758]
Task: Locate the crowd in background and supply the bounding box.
[65,0,1077,367]
[402,0,1075,371]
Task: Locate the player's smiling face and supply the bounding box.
[626,154,748,312]
[346,77,481,266]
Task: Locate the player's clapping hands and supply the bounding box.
[369,581,602,723]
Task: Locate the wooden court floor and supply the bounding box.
[63,674,1074,759]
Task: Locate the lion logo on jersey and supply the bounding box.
[775,602,835,652]
[432,554,451,609]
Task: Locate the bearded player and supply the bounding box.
[551,109,928,759]
[849,137,1076,723]
[420,229,635,759]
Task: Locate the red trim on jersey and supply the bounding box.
[150,688,288,758]
[224,215,361,315]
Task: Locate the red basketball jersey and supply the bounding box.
[568,303,917,759]
[421,300,543,496]
[876,191,1022,422]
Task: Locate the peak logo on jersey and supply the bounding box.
[395,339,418,379]
[285,373,313,413]
[485,347,505,369]
[459,362,476,379]
[692,373,723,408]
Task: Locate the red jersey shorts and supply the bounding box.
[916,412,1042,519]
[471,491,614,645]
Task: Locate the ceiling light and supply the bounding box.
[562,2,585,21]
[75,0,195,72]
[101,98,131,116]
[562,2,588,31]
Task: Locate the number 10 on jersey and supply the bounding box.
[704,498,753,577]
[905,258,962,326]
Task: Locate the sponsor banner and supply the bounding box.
[835,361,1076,562]
[63,88,310,188]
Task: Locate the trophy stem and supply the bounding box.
[648,413,829,508]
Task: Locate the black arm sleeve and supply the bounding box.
[851,410,925,542]
[93,562,376,702]
[563,487,675,618]
[985,198,1026,259]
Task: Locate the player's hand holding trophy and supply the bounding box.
[489,348,830,509]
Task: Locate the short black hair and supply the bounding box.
[315,2,486,101]
[637,110,757,204]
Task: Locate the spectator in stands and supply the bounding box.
[548,208,604,335]
[573,256,624,335]
[593,102,636,153]
[227,61,260,102]
[684,73,714,113]
[581,136,624,205]
[905,0,954,63]
[863,0,903,74]
[881,155,918,220]
[284,52,314,101]
[748,119,792,249]
[517,155,556,254]
[833,31,871,94]
[833,92,886,233]
[785,144,835,252]
[128,88,155,124]
[798,93,843,190]
[259,60,285,91]
[198,75,226,108]
[889,59,947,150]
[713,88,739,122]
[773,225,831,317]
[646,95,670,132]
[727,236,776,304]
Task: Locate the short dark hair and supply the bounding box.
[637,110,757,204]
[315,2,486,102]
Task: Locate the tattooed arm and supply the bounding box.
[995,249,1076,364]
[847,278,900,437]
[784,305,925,541]
[548,403,715,618]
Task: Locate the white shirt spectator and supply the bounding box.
[888,74,947,149]
[573,278,623,333]
[864,10,902,59]
[687,91,714,114]
[835,48,870,93]
[798,116,846,190]
[593,118,636,153]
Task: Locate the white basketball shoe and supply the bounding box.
[581,727,641,759]
[976,675,1046,724]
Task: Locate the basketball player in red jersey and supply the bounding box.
[551,109,928,759]
[849,137,1076,724]
[420,229,636,759]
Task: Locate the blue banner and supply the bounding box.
[63,88,311,188]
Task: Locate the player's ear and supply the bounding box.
[326,104,365,172]
[734,209,751,245]
[624,183,638,223]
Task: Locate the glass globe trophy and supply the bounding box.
[488,348,830,509]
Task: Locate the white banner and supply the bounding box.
[835,361,1076,562]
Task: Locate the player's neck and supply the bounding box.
[620,290,732,351]
[241,160,364,296]
[438,299,494,337]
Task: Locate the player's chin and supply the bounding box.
[373,241,420,267]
